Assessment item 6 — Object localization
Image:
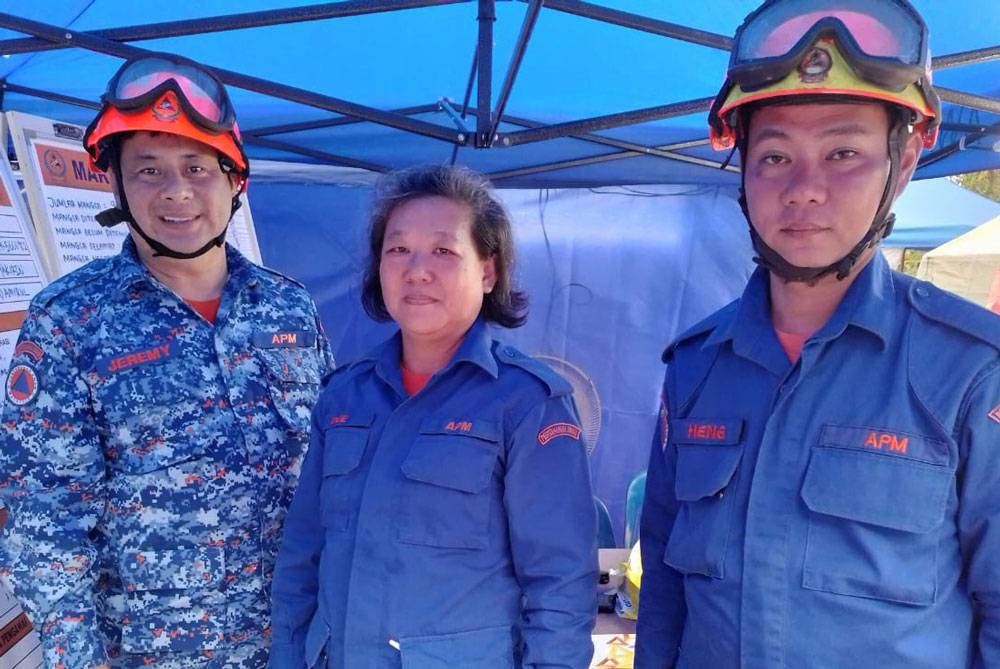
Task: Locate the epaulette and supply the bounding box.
[495,345,573,398]
[662,299,739,363]
[909,280,1000,351]
[330,355,374,378]
[252,263,307,290]
[34,255,118,308]
[318,356,373,392]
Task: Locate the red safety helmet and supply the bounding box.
[83,53,249,260]
[84,53,248,180]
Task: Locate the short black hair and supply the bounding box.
[362,164,527,328]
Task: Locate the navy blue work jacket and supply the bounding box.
[636,254,1000,668]
[270,318,598,668]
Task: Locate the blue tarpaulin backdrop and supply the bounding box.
[1,1,999,539]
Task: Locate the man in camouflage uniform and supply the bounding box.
[0,53,333,668]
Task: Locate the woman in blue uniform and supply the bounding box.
[270,165,598,669]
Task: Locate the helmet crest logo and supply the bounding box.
[152,92,181,122]
[797,47,832,83]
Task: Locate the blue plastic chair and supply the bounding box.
[594,496,616,548]
[624,470,647,548]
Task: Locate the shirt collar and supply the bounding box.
[705,267,773,354]
[813,252,894,348]
[116,236,152,288]
[706,252,895,356]
[116,236,253,292]
[371,317,500,388]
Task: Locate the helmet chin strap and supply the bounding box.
[95,150,240,260]
[740,113,909,284]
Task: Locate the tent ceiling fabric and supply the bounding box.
[0,0,998,187]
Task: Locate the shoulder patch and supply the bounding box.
[6,363,39,405]
[909,281,1000,350]
[538,422,581,445]
[496,345,572,397]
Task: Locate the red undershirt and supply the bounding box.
[401,365,432,396]
[185,296,222,324]
[774,327,808,364]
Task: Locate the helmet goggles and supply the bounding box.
[103,54,236,136]
[710,0,939,150]
[728,0,929,93]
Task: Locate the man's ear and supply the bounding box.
[229,173,244,198]
[893,130,924,199]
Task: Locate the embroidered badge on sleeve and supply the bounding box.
[6,364,39,406]
[658,399,670,451]
[538,422,581,446]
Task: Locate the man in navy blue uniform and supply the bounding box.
[636,1,1000,667]
[0,54,333,668]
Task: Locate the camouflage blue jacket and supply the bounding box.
[0,238,334,669]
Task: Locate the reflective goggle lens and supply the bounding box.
[736,0,924,65]
[106,55,234,132]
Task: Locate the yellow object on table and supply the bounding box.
[614,540,642,620]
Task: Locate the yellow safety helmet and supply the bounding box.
[709,0,940,151]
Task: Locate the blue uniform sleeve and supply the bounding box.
[634,387,685,669]
[0,306,109,669]
[269,400,327,668]
[504,393,598,669]
[957,363,1000,666]
[313,307,336,380]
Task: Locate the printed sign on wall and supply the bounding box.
[7,112,124,277]
[0,115,49,377]
[7,111,261,279]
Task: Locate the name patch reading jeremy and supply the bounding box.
[252,331,316,348]
[98,342,175,375]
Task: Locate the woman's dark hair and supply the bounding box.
[361,164,527,328]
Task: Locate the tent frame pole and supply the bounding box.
[487,0,542,141]
[500,97,716,147]
[0,0,468,56]
[476,0,495,148]
[0,11,471,146]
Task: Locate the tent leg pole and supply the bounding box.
[476,0,495,148]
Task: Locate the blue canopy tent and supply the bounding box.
[0,1,998,185]
[0,1,998,540]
